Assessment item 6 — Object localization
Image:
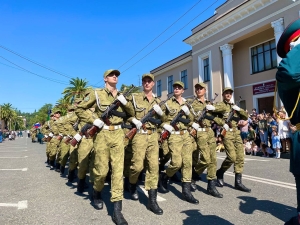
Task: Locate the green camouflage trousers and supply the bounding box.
[193,129,217,180]
[130,132,159,190]
[166,132,193,182]
[69,145,78,171]
[89,149,95,183]
[49,138,60,161]
[46,142,51,158]
[77,137,94,180]
[220,129,244,173]
[58,140,70,166]
[93,129,124,202]
[124,141,133,178]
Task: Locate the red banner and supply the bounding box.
[252,81,276,95]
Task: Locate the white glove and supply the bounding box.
[232,105,241,111]
[49,132,54,137]
[181,105,190,115]
[163,124,173,133]
[44,135,48,138]
[153,104,163,116]
[74,133,82,142]
[223,124,229,131]
[290,38,300,50]
[192,122,199,130]
[93,119,104,128]
[117,94,128,105]
[206,105,215,111]
[132,118,143,129]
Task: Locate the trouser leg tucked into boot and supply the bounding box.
[159,173,170,193]
[182,182,199,204]
[207,180,223,198]
[191,169,199,192]
[68,169,76,182]
[93,189,103,210]
[129,183,139,201]
[55,162,61,172]
[49,160,55,170]
[147,189,163,215]
[235,173,251,192]
[60,165,65,176]
[77,177,86,193]
[216,168,225,187]
[112,200,128,225]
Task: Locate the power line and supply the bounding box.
[0,56,69,85]
[117,0,203,70]
[121,0,220,74]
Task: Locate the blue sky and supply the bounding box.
[0,0,226,113]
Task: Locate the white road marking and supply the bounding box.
[0,150,28,152]
[217,156,269,162]
[0,156,28,159]
[224,172,296,190]
[0,168,28,171]
[137,186,166,202]
[0,200,28,209]
[0,147,27,148]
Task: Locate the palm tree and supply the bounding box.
[62,77,91,103]
[0,103,14,129]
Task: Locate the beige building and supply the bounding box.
[151,0,300,113]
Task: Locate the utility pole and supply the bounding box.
[138,75,140,87]
[0,105,3,131]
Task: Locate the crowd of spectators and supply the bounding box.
[212,107,295,159]
[0,129,24,143]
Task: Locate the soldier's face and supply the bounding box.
[142,78,154,92]
[173,85,184,97]
[104,73,119,85]
[195,85,206,97]
[222,91,233,101]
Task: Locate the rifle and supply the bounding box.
[125,94,172,140]
[189,93,219,137]
[221,96,242,137]
[159,96,196,143]
[87,85,136,138]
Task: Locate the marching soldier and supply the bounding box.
[214,87,251,193]
[41,114,54,165]
[188,82,224,198]
[275,18,300,225]
[125,73,164,215]
[159,81,199,204]
[75,69,133,225]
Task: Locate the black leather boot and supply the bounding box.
[235,173,251,192]
[147,189,163,215]
[68,170,76,182]
[182,182,199,204]
[77,178,86,193]
[124,177,130,192]
[46,158,49,164]
[159,173,170,193]
[49,160,55,170]
[112,201,128,225]
[129,183,139,200]
[93,189,103,210]
[207,180,223,198]
[216,168,225,187]
[190,180,197,192]
[55,163,61,172]
[60,165,65,175]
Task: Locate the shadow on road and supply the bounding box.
[181,209,234,225]
[237,196,295,222]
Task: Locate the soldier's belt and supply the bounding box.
[228,128,238,132]
[171,130,187,135]
[197,127,211,132]
[103,125,122,131]
[136,129,156,135]
[296,123,300,131]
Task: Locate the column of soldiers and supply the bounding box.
[39,69,251,225]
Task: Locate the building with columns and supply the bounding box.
[151,0,300,113]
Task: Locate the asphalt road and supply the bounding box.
[0,137,296,225]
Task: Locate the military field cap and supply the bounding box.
[142,73,154,81]
[173,81,184,89]
[50,113,54,117]
[222,87,234,94]
[67,105,76,111]
[194,82,206,88]
[52,108,61,114]
[103,69,120,78]
[277,18,300,58]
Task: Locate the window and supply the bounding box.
[156,80,162,97]
[251,40,277,74]
[180,70,188,89]
[203,58,210,82]
[167,75,173,94]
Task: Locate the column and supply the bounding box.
[220,44,234,101]
[271,17,284,65]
